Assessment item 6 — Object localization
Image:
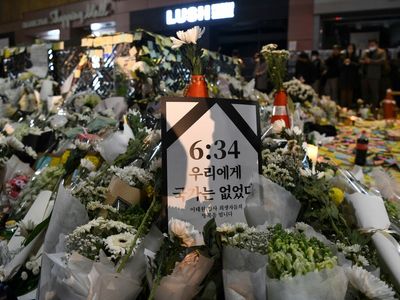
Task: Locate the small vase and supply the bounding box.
[185,75,209,98]
[271,89,291,128]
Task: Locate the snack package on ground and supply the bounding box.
[155,252,214,300]
[245,175,301,228]
[223,246,266,300]
[266,266,348,300]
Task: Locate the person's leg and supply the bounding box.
[370,79,380,108]
[348,89,354,108]
[340,88,346,107]
[361,79,368,104]
[362,79,373,106]
[312,80,320,96]
[324,79,331,98]
[332,78,339,102]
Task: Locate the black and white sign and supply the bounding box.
[162,97,261,239]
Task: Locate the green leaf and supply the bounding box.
[23,216,51,246]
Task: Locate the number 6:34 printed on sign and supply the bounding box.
[190,140,240,160]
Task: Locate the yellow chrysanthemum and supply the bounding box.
[145,185,154,197]
[84,155,101,169]
[329,187,344,206]
[60,150,71,165]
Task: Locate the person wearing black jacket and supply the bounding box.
[324,45,342,102]
[295,52,313,84]
[310,50,325,96]
[339,44,359,107]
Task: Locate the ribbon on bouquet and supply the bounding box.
[348,191,400,290]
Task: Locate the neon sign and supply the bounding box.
[166,2,235,25]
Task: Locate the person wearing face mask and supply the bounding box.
[324,45,342,102]
[253,52,268,93]
[360,39,387,108]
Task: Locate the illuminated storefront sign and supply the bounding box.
[166,2,235,25]
[22,0,112,29]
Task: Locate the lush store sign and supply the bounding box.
[22,0,112,29]
[166,2,235,25]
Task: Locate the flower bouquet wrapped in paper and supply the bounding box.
[218,223,348,300]
[148,218,213,300]
[245,175,301,228]
[223,246,266,300]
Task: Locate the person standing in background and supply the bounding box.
[360,39,387,108]
[390,51,400,105]
[253,52,268,93]
[380,48,392,100]
[324,45,342,102]
[310,50,325,96]
[232,49,245,77]
[295,52,313,84]
[339,44,359,108]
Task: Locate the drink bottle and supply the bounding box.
[355,130,368,166]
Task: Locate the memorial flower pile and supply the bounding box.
[0,27,398,300]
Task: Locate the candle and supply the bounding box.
[307,144,318,174]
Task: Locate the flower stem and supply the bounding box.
[116,193,158,273]
[148,277,161,300]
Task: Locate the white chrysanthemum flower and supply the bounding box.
[168,218,197,247]
[292,126,302,135]
[171,26,205,49]
[104,232,137,257]
[86,201,117,213]
[21,271,28,280]
[294,222,309,231]
[80,158,96,171]
[25,261,34,271]
[32,267,40,275]
[272,119,286,134]
[25,146,37,159]
[110,165,152,188]
[261,44,277,52]
[19,220,35,238]
[345,266,395,300]
[74,139,91,151]
[357,255,369,267]
[6,136,24,151]
[217,223,235,234]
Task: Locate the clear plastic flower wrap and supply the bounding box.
[223,246,266,300]
[97,123,133,164]
[267,265,348,300]
[155,252,213,300]
[39,182,164,300]
[245,175,301,228]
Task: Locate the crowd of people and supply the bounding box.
[252,39,400,108]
